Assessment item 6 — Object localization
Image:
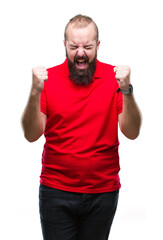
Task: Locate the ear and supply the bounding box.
[97,40,100,50]
[63,40,66,48]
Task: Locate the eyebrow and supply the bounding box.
[69,44,78,47]
[85,43,94,46]
[68,43,94,48]
[84,44,94,47]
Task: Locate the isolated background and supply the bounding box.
[0,0,162,239]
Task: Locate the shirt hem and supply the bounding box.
[40,180,121,194]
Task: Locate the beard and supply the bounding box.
[66,51,97,86]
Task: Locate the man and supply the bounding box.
[22,15,141,240]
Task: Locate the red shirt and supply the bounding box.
[40,59,123,193]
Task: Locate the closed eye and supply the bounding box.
[69,45,78,50]
[84,46,93,50]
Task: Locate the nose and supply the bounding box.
[77,48,85,57]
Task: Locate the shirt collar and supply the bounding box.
[93,59,102,79]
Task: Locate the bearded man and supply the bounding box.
[22,14,141,240]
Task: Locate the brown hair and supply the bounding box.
[64,14,99,42]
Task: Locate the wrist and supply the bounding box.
[117,84,133,94]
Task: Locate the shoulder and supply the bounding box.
[44,60,69,89]
[47,62,64,75]
[96,60,115,78]
[97,60,115,71]
[46,60,68,83]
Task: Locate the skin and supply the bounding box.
[21,22,141,142]
[21,67,47,142]
[64,23,100,71]
[114,66,142,139]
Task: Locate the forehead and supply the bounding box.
[66,23,96,45]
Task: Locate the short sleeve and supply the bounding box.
[40,87,47,116]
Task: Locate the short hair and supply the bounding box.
[64,14,99,42]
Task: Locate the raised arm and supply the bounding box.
[114,65,142,140]
[21,67,48,142]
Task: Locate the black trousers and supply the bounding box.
[39,184,119,240]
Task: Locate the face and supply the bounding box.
[64,23,100,85]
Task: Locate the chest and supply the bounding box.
[46,77,116,121]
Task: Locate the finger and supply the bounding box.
[36,66,46,70]
[40,74,48,80]
[38,69,48,74]
[40,71,48,77]
[116,66,130,73]
[114,66,124,72]
[115,77,121,82]
[115,74,127,81]
[43,74,48,79]
[32,66,47,73]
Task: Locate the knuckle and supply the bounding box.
[32,68,37,75]
[35,73,40,79]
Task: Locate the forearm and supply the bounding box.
[119,94,142,139]
[21,90,45,142]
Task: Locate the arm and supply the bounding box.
[118,94,142,139]
[21,67,48,142]
[114,66,142,140]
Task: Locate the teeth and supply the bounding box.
[76,61,87,67]
[77,60,85,63]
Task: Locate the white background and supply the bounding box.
[0,0,163,239]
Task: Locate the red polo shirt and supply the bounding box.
[40,59,123,193]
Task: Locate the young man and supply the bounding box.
[22,14,141,240]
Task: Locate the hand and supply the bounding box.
[114,65,130,91]
[32,66,48,94]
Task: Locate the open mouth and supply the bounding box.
[75,55,89,70]
[75,59,88,70]
[76,60,87,68]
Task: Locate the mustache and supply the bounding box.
[67,51,97,86]
[74,54,89,62]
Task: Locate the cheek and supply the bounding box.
[86,50,96,61]
[67,51,76,61]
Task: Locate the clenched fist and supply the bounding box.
[114,65,130,91]
[32,66,48,94]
